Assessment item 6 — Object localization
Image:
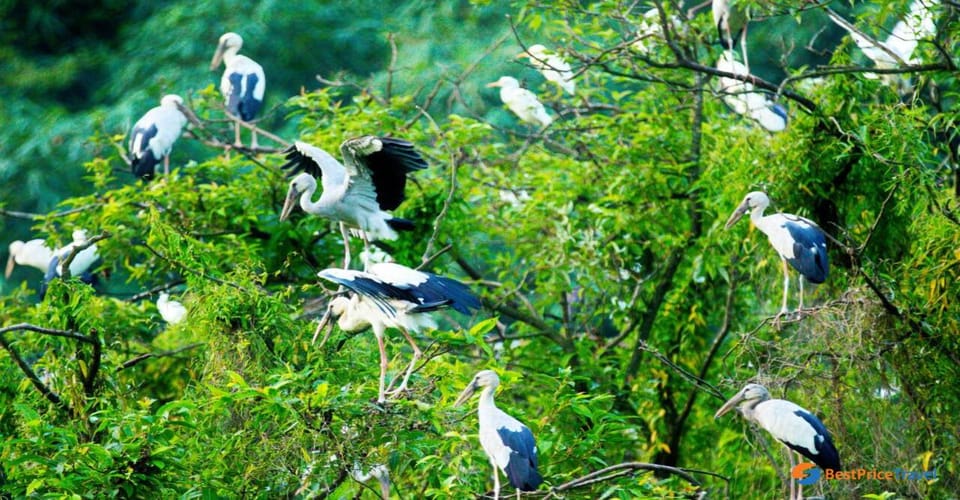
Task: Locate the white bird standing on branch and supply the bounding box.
[454,370,543,500]
[716,383,841,500]
[129,94,190,180]
[486,76,554,128]
[725,191,828,315]
[279,137,428,268]
[210,32,265,148]
[317,262,480,403]
[517,44,575,95]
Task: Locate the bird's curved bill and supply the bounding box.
[5,254,16,278]
[279,186,301,222]
[453,382,477,407]
[176,102,202,128]
[714,390,745,419]
[485,81,501,88]
[210,43,226,71]
[723,202,749,230]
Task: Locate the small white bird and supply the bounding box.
[210,32,266,148]
[157,292,187,325]
[317,262,480,403]
[632,8,684,55]
[486,76,554,128]
[454,370,543,500]
[517,44,575,95]
[6,239,55,278]
[129,94,189,180]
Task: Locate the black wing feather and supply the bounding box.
[783,410,841,471]
[496,426,543,491]
[364,137,428,211]
[238,73,262,121]
[319,270,422,316]
[279,143,322,179]
[402,273,480,315]
[129,124,160,180]
[784,219,829,283]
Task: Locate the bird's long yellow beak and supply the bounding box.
[210,41,227,71]
[279,184,302,222]
[453,382,477,407]
[724,201,750,230]
[485,81,502,88]
[714,389,746,419]
[5,253,16,278]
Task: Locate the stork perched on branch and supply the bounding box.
[129,94,190,179]
[487,76,554,128]
[279,137,428,268]
[316,262,480,403]
[210,32,265,148]
[716,383,841,500]
[455,370,543,500]
[724,191,828,315]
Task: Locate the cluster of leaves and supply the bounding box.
[2,0,960,498]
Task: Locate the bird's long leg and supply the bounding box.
[788,449,796,500]
[798,277,805,313]
[234,118,243,148]
[386,328,422,397]
[375,329,388,404]
[250,125,259,150]
[740,25,750,75]
[164,156,170,176]
[780,258,791,315]
[340,222,352,269]
[491,460,501,500]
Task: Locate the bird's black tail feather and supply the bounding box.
[387,218,415,231]
[411,299,453,313]
[131,156,157,181]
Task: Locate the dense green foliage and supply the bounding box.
[2,0,958,498]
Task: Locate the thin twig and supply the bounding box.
[118,342,205,370]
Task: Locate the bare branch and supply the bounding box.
[118,343,205,370]
[0,333,64,407]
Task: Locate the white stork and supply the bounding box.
[825,0,939,89]
[454,370,543,500]
[486,77,554,128]
[725,191,828,314]
[6,239,55,278]
[157,292,187,325]
[129,94,189,180]
[713,0,750,72]
[517,44,575,95]
[279,137,428,268]
[317,262,480,403]
[715,383,841,500]
[40,230,100,299]
[716,52,788,132]
[210,32,265,148]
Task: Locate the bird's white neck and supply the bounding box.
[221,47,240,66]
[750,203,776,234]
[477,386,498,415]
[299,181,333,217]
